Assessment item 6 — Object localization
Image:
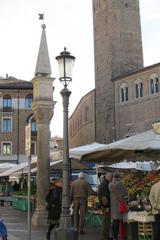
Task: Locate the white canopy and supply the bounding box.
[0,159,37,177]
[0,151,63,177]
[69,142,108,160]
[0,163,17,173]
[105,161,158,171]
[0,158,89,177]
[70,130,160,163]
[30,159,89,174]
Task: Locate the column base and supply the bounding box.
[32,208,48,227]
[53,226,78,240]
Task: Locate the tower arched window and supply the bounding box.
[150,74,159,94]
[119,83,129,102]
[3,95,12,111]
[134,80,143,98]
[25,94,33,108]
[140,82,143,97]
[150,79,154,94]
[155,78,159,93]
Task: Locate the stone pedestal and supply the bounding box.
[31,75,55,226]
[32,205,48,226]
[31,22,55,227]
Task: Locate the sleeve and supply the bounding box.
[98,182,109,197]
[149,187,157,210]
[45,188,58,205]
[45,190,51,204]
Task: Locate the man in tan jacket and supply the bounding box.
[149,180,160,240]
[70,172,97,234]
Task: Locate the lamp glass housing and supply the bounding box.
[56,48,75,87]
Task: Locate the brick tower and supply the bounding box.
[93,0,143,143]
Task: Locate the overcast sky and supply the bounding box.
[0,0,160,137]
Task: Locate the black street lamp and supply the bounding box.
[54,48,77,240]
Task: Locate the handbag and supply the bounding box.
[118,201,128,213]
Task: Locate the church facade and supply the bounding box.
[69,0,160,147]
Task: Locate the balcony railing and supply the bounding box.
[3,107,13,112]
[31,131,37,136]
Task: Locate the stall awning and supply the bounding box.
[0,159,37,177]
[69,142,108,160]
[70,130,160,163]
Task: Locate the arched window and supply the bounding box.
[134,80,143,98]
[119,83,129,102]
[150,74,159,94]
[31,118,37,132]
[27,115,37,134]
[25,94,33,108]
[3,95,12,111]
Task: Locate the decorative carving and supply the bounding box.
[32,101,55,124]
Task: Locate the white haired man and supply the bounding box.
[70,172,97,234]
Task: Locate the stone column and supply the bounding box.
[31,76,55,226]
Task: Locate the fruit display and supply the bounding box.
[121,171,160,200]
[87,170,160,213]
[88,195,100,210]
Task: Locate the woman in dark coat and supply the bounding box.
[45,178,62,240]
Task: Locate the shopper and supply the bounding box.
[45,178,62,240]
[109,172,128,240]
[0,219,8,240]
[98,172,113,240]
[149,180,160,240]
[12,181,20,192]
[70,172,97,234]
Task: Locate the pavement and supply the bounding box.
[0,206,101,240]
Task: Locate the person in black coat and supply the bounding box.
[98,173,113,240]
[45,178,62,240]
[12,181,20,192]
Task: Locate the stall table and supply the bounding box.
[12,195,36,212]
[85,209,102,228]
[124,211,155,240]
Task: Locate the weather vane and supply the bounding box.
[38,12,44,24]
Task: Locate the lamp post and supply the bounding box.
[54,48,77,240]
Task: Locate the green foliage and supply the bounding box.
[12,185,36,196]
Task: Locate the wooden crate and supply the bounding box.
[127,222,138,240]
[138,222,153,240]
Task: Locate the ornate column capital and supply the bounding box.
[32,101,56,124]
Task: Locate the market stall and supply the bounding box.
[85,165,160,239]
[69,130,160,239]
[9,159,90,211]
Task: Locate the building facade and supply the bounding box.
[69,0,160,147]
[69,90,95,147]
[50,136,63,152]
[0,76,37,164]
